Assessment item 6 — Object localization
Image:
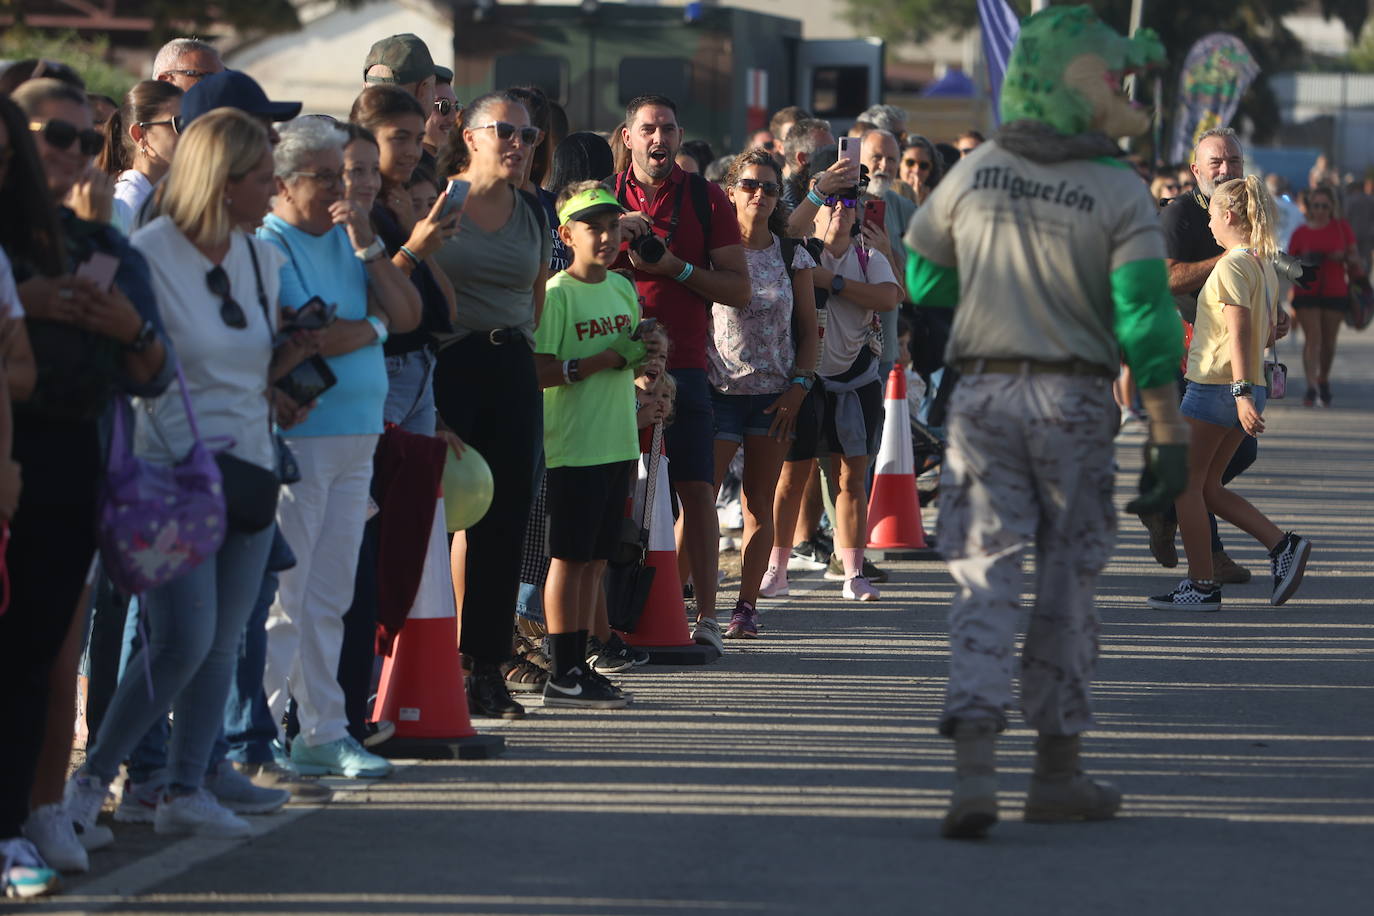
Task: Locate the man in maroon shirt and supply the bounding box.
[612,95,750,652]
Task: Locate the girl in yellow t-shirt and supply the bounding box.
[1149,176,1312,612]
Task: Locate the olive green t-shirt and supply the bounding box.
[534,271,641,469]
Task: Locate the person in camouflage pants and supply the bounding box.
[939,371,1118,737]
[903,5,1191,839]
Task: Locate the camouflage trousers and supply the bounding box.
[936,370,1118,737]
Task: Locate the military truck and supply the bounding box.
[451,1,884,153]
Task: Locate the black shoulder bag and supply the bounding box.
[212,237,283,533]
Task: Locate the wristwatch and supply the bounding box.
[355,238,386,263]
[790,375,815,391]
[1230,380,1253,398]
[830,275,846,295]
[125,319,156,353]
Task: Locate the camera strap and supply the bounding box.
[615,170,687,247]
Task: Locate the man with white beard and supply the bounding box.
[861,128,918,377]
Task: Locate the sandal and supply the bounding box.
[502,636,551,692]
[502,656,548,693]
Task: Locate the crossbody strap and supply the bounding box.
[243,234,277,437]
[641,423,663,541]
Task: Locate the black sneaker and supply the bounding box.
[1269,533,1312,606]
[788,539,829,571]
[605,632,650,667]
[468,663,527,719]
[543,669,630,709]
[586,635,635,674]
[1147,579,1221,611]
[580,664,631,702]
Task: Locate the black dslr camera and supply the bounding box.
[630,231,668,264]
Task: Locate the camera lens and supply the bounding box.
[632,233,666,264]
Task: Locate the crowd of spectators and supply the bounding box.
[0,28,1341,895]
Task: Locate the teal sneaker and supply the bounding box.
[2,838,60,899]
[290,736,393,779]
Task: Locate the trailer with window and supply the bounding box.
[451,2,883,152]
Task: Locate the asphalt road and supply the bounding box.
[15,330,1374,916]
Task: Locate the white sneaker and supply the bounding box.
[72,821,114,852]
[62,771,111,831]
[842,575,880,601]
[690,617,725,654]
[205,760,289,814]
[758,565,789,599]
[114,770,166,824]
[153,789,251,838]
[21,804,88,873]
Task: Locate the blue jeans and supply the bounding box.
[216,527,296,766]
[384,349,437,434]
[85,526,275,790]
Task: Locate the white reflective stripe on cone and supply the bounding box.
[874,380,915,477]
[632,452,677,554]
[409,498,456,621]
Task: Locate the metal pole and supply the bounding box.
[1125,0,1145,101]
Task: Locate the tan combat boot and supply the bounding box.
[941,719,999,839]
[1023,734,1122,823]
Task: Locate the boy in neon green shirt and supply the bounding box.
[533,182,649,709]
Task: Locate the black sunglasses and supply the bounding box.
[736,177,781,196]
[206,266,247,329]
[433,98,462,117]
[471,121,541,146]
[29,119,103,157]
[824,196,858,209]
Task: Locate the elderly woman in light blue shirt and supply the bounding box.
[257,116,419,781]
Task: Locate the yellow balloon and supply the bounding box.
[441,446,494,532]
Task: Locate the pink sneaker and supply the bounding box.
[759,565,789,598]
[842,575,880,601]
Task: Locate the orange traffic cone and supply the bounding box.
[867,366,939,560]
[616,427,720,665]
[373,499,504,759]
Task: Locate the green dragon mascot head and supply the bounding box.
[1000,4,1165,138]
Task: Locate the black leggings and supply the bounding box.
[433,335,541,664]
[0,501,96,837]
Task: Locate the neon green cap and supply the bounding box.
[558,186,626,226]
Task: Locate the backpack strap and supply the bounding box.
[779,236,800,281]
[516,188,547,234]
[687,172,713,252]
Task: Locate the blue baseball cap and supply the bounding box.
[181,70,302,129]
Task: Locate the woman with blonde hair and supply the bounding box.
[67,108,313,841]
[1149,175,1311,611]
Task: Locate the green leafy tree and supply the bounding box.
[0,26,137,100]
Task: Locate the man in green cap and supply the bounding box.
[363,33,441,114]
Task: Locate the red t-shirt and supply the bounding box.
[612,164,742,370]
[1290,218,1354,299]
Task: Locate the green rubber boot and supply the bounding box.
[940,719,999,839]
[1024,734,1122,823]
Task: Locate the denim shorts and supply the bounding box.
[1181,380,1268,429]
[711,390,790,442]
[665,368,715,484]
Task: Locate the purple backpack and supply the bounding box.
[98,366,226,595]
